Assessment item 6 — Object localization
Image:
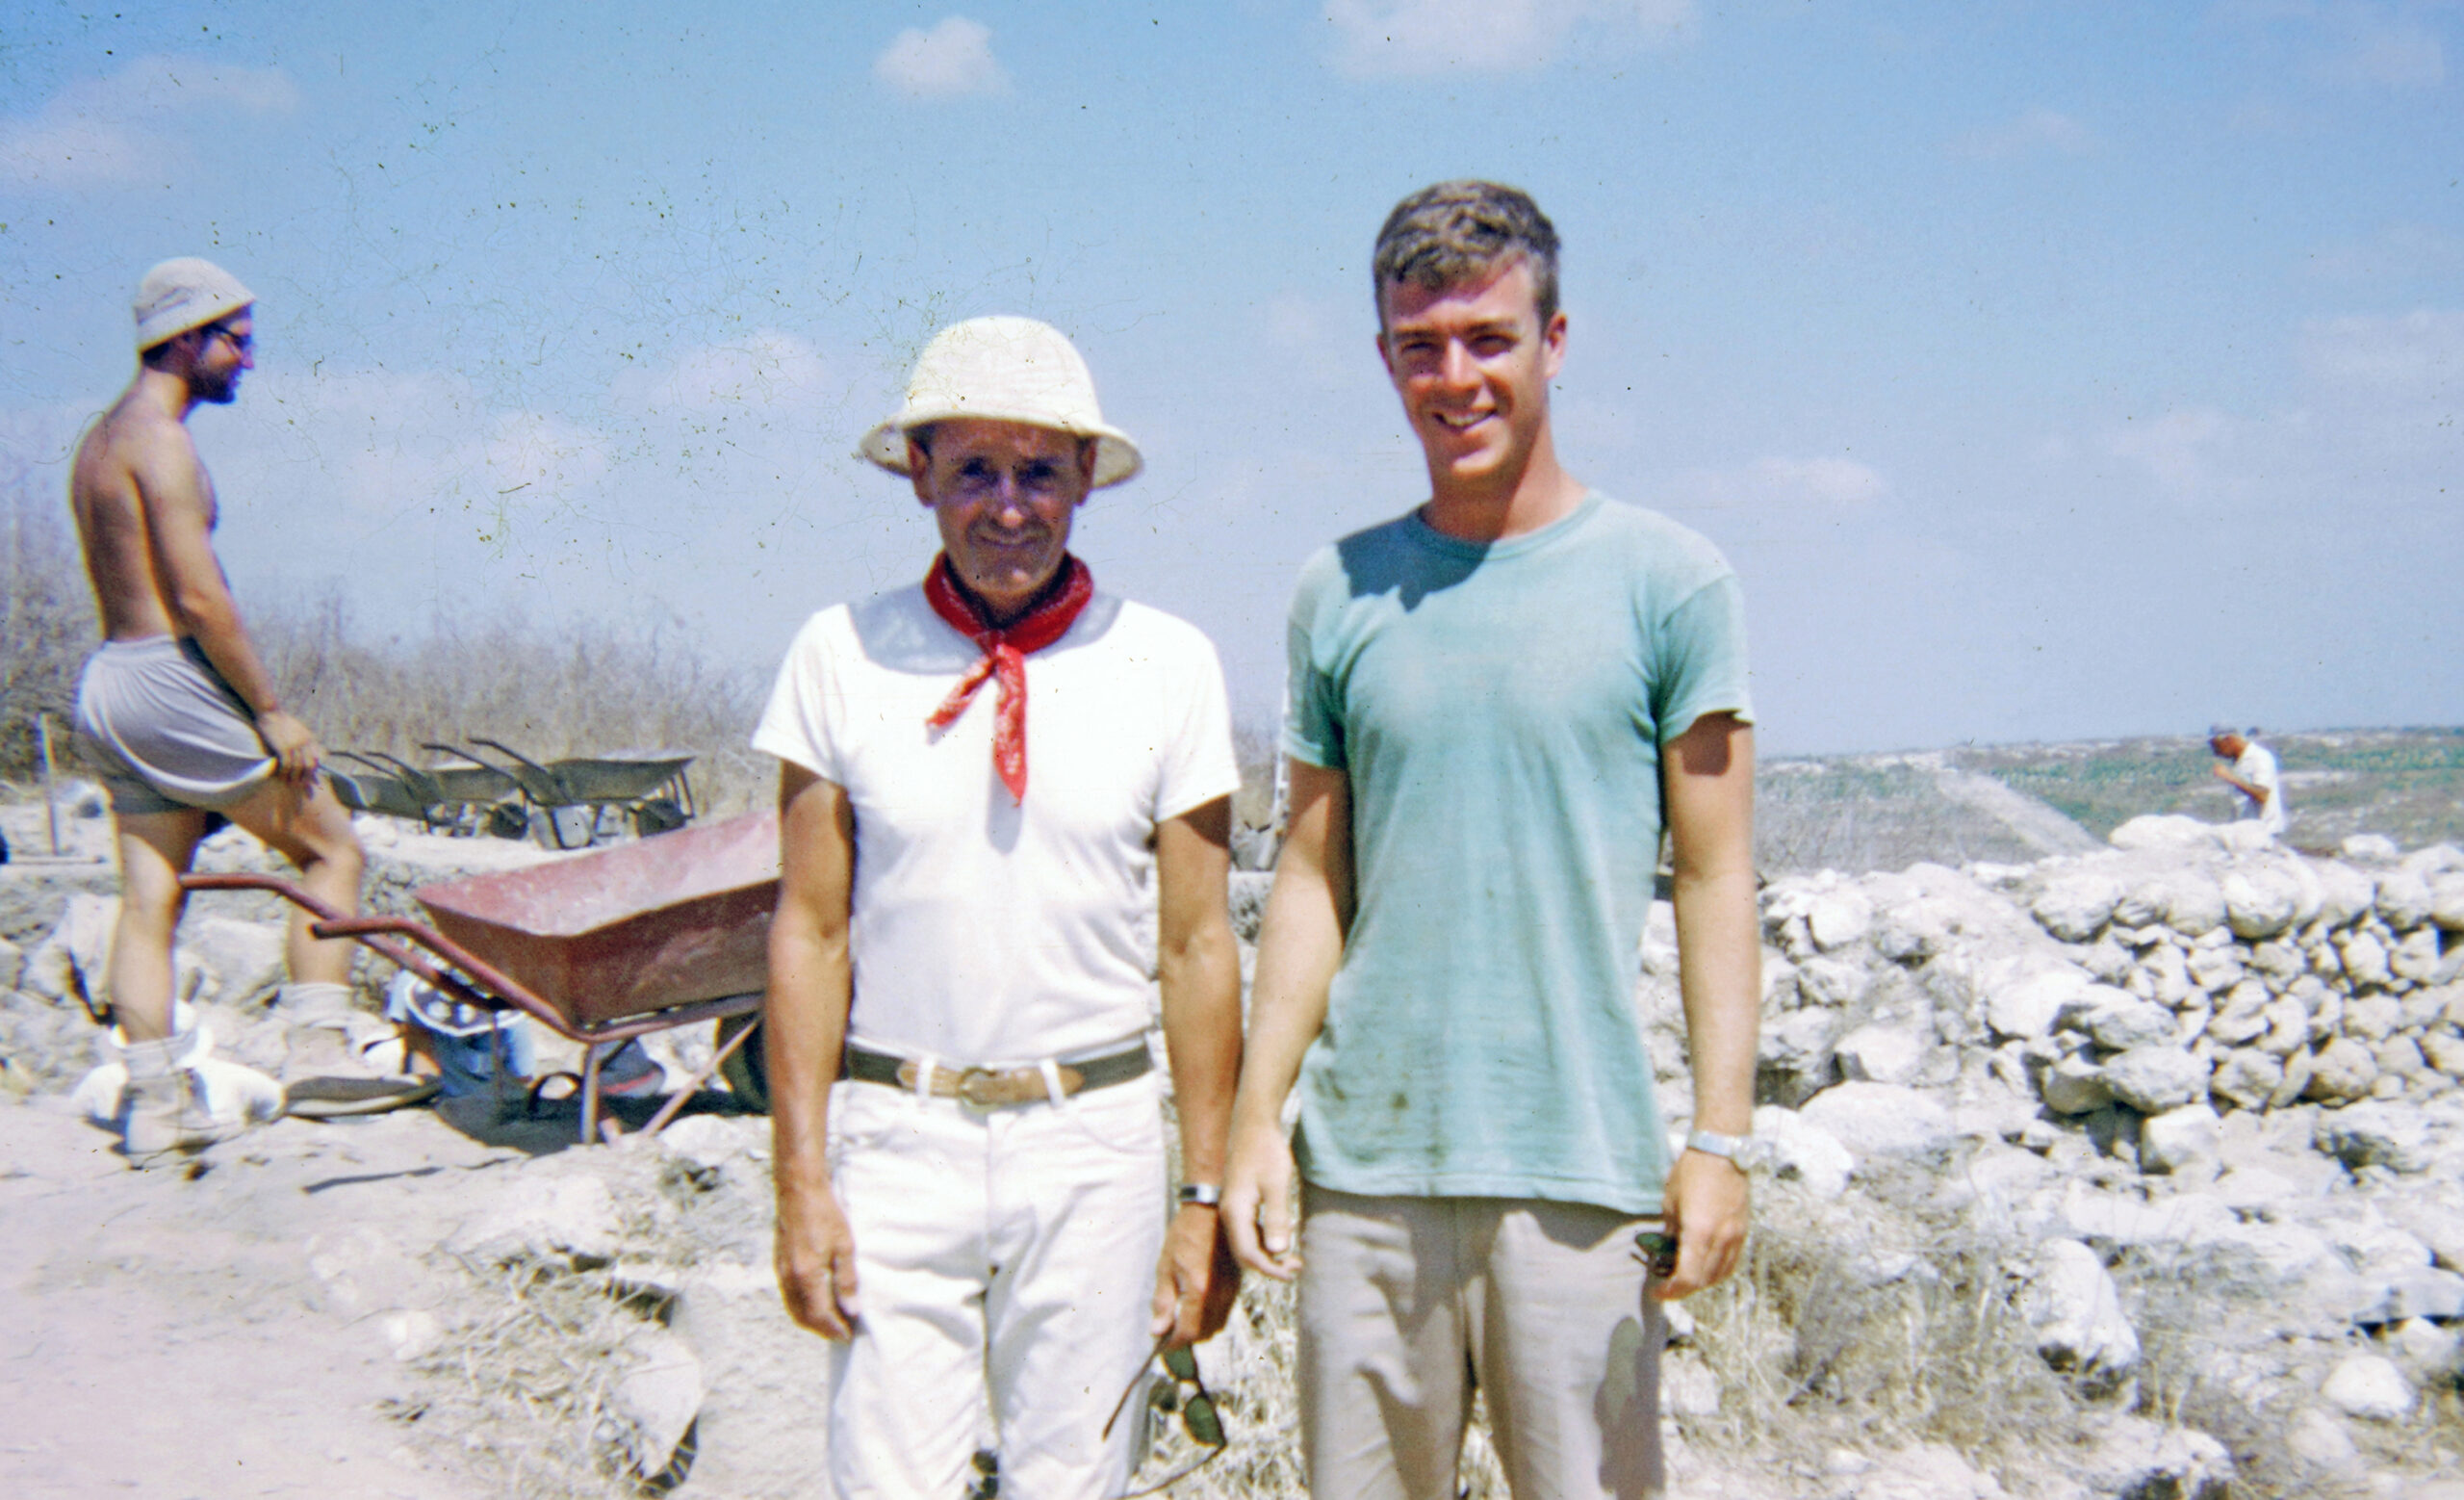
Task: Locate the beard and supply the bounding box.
[191,367,241,404]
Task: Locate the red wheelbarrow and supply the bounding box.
[181,810,779,1142]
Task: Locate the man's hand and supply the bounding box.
[1150,1205,1242,1348]
[255,710,322,784]
[1222,1119,1302,1280]
[1653,1149,1749,1301]
[775,1176,861,1339]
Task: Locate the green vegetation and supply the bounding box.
[1960,730,2464,853]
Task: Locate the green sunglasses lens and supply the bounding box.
[1163,1346,1199,1381]
[1184,1391,1225,1448]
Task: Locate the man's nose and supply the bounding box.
[1436,338,1475,387]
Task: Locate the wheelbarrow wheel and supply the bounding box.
[715,1014,768,1113]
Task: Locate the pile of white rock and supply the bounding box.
[1667,817,2464,1161]
[1630,819,2464,1496]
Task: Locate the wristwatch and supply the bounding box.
[1177,1182,1222,1207]
[1684,1128,1759,1167]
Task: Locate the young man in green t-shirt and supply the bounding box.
[1222,180,1761,1499]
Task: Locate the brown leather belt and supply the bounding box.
[841,1042,1151,1108]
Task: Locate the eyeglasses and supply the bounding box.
[1633,1228,1678,1280]
[1101,1333,1226,1497]
[202,322,254,353]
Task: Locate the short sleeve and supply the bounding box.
[1154,626,1242,822]
[1651,572,1755,746]
[1280,557,1347,770]
[749,611,846,783]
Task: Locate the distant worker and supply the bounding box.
[2209,726,2286,842]
[69,257,369,1166]
[756,316,1244,1497]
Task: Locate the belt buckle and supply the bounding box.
[956,1067,1007,1108]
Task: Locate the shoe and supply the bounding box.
[119,1067,249,1168]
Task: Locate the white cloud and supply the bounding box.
[626,331,834,413]
[2316,4,2445,88]
[2298,307,2462,396]
[1666,453,1889,513]
[1953,108,2096,161]
[0,56,298,188]
[2102,406,2238,497]
[874,17,1011,99]
[2305,224,2464,282]
[1324,0,1694,77]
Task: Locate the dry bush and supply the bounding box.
[0,455,98,781]
[1679,1177,2082,1487]
[251,594,769,817]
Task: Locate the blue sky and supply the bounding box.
[2,0,2456,754]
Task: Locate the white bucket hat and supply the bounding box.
[133,257,254,351]
[858,316,1142,488]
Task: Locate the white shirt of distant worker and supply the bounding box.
[752,316,1245,1499]
[2210,728,2286,841]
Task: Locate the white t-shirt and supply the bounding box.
[752,585,1240,1064]
[2235,742,2286,835]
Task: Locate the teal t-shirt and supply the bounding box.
[1282,492,1753,1214]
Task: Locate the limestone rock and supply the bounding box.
[2312,861,2378,930]
[2099,1046,2210,1115]
[2316,1101,2434,1173]
[671,1258,835,1494]
[2109,815,2221,854]
[1751,1105,1856,1200]
[2431,873,2464,932]
[2139,1103,2220,1175]
[2072,1414,2232,1500]
[2033,871,2121,943]
[1984,961,2093,1044]
[2377,869,2435,931]
[175,916,286,1009]
[1798,1081,1956,1166]
[2321,1355,2414,1421]
[2040,1054,2113,1116]
[2220,865,2302,941]
[2305,1039,2380,1105]
[1835,1022,1927,1087]
[2208,1049,2284,1112]
[1794,954,1872,1010]
[2358,1266,2464,1326]
[2080,994,2175,1052]
[2392,927,2445,985]
[1758,1008,1839,1108]
[2344,834,2402,865]
[609,1328,703,1483]
[1807,888,1875,952]
[2021,1237,2139,1383]
[447,1169,623,1265]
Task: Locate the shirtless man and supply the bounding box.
[69,257,367,1165]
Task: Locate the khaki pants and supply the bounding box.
[1296,1185,1666,1500]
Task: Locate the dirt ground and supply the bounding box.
[0,1093,506,1499]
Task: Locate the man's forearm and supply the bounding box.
[767,924,851,1194]
[1159,927,1242,1185]
[1671,866,1759,1137]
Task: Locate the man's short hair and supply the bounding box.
[1373,180,1561,331]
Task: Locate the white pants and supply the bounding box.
[1296,1186,1667,1500]
[825,1073,1168,1500]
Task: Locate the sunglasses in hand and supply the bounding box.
[1101,1332,1227,1497]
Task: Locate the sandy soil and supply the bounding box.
[0,1081,521,1496]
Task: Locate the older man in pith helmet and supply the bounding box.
[68,257,375,1167]
[753,316,1244,1497]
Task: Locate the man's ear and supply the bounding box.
[909,434,936,506]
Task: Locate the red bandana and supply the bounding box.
[923,554,1093,802]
